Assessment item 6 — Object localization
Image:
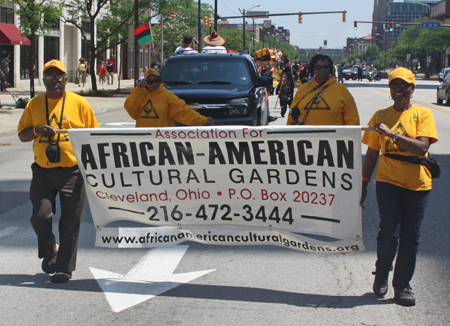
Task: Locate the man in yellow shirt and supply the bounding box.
[124,68,213,127]
[18,59,99,283]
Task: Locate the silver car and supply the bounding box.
[438,67,450,81]
[436,72,450,104]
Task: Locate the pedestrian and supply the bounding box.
[106,58,114,85]
[337,64,344,84]
[360,67,438,306]
[139,66,148,81]
[76,58,87,87]
[17,59,100,283]
[174,35,197,55]
[276,72,291,117]
[357,64,363,81]
[286,54,359,126]
[299,62,309,84]
[98,61,106,85]
[156,58,163,71]
[124,68,214,127]
[1,52,10,86]
[281,60,297,107]
[201,30,227,54]
[0,67,6,94]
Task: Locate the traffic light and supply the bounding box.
[208,17,212,27]
[203,16,208,27]
[354,21,357,30]
[298,13,303,24]
[342,12,347,23]
[389,21,394,32]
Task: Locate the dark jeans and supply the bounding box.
[30,163,86,273]
[375,181,430,290]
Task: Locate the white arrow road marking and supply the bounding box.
[90,245,215,313]
[0,227,18,238]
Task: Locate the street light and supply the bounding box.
[239,5,262,52]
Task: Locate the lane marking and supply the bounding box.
[90,245,215,313]
[374,87,450,116]
[0,226,19,238]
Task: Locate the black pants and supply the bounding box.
[30,163,86,273]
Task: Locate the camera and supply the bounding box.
[46,144,60,163]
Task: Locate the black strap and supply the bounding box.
[384,153,425,165]
[299,84,329,124]
[291,80,328,124]
[46,93,66,145]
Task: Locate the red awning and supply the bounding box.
[0,23,30,45]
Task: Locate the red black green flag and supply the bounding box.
[133,23,152,45]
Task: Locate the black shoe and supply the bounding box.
[394,287,415,306]
[373,278,388,297]
[51,272,72,283]
[268,116,277,122]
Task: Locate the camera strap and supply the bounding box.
[46,93,66,145]
[298,82,329,125]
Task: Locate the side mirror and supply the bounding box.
[257,76,272,87]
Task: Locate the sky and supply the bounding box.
[201,0,375,49]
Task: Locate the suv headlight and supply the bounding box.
[230,98,248,104]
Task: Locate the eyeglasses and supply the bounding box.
[389,83,411,89]
[43,74,65,82]
[145,78,161,85]
[314,65,330,70]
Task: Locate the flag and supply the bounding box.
[133,23,152,45]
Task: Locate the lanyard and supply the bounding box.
[45,93,66,145]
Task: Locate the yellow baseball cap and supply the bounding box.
[388,67,415,85]
[44,59,67,74]
[144,68,160,80]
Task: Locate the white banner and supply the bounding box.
[69,125,365,253]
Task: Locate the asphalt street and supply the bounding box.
[0,77,449,326]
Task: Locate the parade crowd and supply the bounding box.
[14,31,439,310]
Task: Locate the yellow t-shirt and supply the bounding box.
[362,105,438,190]
[78,63,86,71]
[286,77,360,126]
[124,84,207,127]
[18,91,100,168]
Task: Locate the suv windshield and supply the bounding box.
[160,57,252,86]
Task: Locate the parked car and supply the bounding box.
[438,67,450,81]
[436,71,450,104]
[159,53,271,126]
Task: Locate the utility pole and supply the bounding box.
[134,0,139,85]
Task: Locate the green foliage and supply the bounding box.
[12,0,62,97]
[390,17,450,67]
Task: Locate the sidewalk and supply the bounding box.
[0,78,135,137]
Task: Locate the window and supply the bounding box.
[44,36,59,63]
[20,41,39,79]
[0,6,14,24]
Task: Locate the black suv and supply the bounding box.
[159,53,272,126]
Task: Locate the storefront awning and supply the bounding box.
[0,23,30,45]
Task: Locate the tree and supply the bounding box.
[62,0,159,91]
[13,0,62,98]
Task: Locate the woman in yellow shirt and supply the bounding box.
[360,67,438,306]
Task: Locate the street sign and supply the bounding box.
[406,54,411,61]
[421,22,440,28]
[392,57,397,63]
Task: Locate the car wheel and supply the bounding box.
[375,75,381,81]
[351,75,357,80]
[437,89,443,104]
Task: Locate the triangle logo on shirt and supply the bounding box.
[385,123,408,153]
[141,99,159,119]
[305,95,331,111]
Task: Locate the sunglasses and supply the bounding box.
[314,65,330,70]
[43,74,65,82]
[145,78,161,85]
[389,83,411,89]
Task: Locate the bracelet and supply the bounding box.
[391,131,399,144]
[362,177,370,182]
[33,126,39,136]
